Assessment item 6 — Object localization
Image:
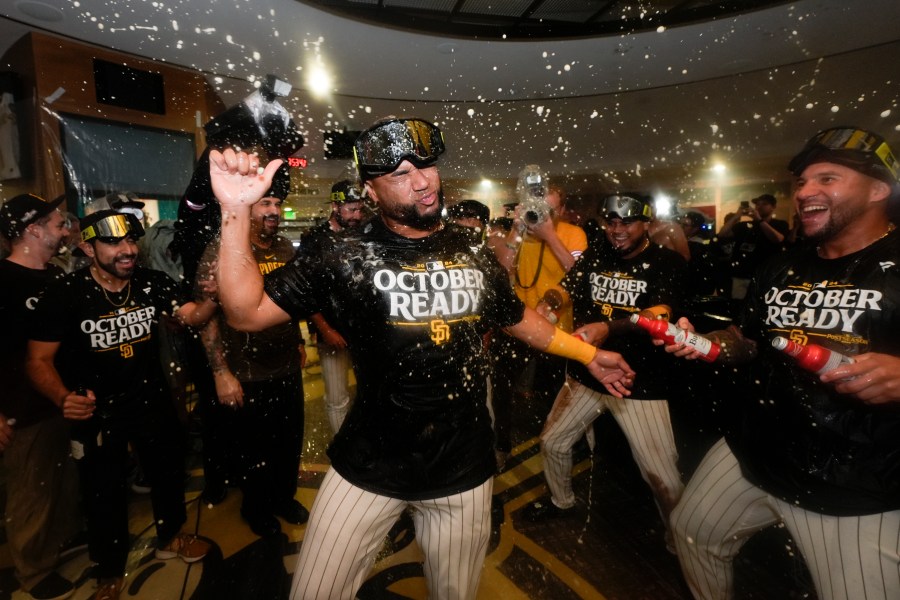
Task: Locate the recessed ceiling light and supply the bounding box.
[16,0,64,22]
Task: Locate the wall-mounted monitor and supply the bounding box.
[58,113,195,215]
[93,58,166,115]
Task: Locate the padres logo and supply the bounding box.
[430,320,451,345]
[120,343,134,358]
[788,329,808,346]
[601,304,614,318]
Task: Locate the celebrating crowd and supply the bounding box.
[1,119,899,600]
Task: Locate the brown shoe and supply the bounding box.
[93,578,122,600]
[155,533,210,563]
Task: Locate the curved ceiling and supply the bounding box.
[298,0,790,40]
[3,0,898,103]
[1,0,899,186]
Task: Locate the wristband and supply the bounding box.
[545,328,597,365]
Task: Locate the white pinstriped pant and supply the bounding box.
[290,468,493,600]
[671,437,900,600]
[540,377,684,522]
[319,345,353,434]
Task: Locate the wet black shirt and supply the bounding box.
[264,219,525,500]
[731,230,900,515]
[30,267,185,421]
[562,242,688,399]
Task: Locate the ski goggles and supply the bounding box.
[353,118,445,177]
[601,195,653,222]
[81,213,144,244]
[788,127,899,182]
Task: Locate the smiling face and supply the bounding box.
[365,160,444,235]
[250,196,282,240]
[603,217,649,258]
[793,161,891,244]
[86,236,139,283]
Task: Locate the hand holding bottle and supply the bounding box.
[631,313,720,362]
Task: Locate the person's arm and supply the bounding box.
[505,307,635,397]
[717,212,743,239]
[199,317,245,408]
[650,221,691,261]
[26,340,96,420]
[310,312,348,349]
[492,226,523,273]
[756,217,786,245]
[175,296,219,328]
[209,148,292,332]
[528,218,578,272]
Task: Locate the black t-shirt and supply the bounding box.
[562,241,688,399]
[731,230,900,515]
[729,218,790,278]
[264,219,525,500]
[30,267,186,419]
[0,260,64,427]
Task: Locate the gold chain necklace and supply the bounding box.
[100,280,131,307]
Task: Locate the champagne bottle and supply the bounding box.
[770,336,854,374]
[629,313,721,362]
[540,289,564,325]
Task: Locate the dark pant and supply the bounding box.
[71,395,186,579]
[232,371,304,518]
[491,333,566,453]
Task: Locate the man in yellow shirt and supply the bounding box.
[492,183,587,464]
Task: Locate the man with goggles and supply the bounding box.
[298,179,367,435]
[209,117,635,600]
[80,211,145,245]
[353,117,445,179]
[524,195,688,554]
[663,126,900,600]
[27,209,218,600]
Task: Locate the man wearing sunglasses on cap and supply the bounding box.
[26,210,218,600]
[209,117,634,600]
[658,127,900,600]
[297,179,367,435]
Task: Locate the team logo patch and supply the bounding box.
[430,319,451,345]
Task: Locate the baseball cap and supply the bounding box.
[0,193,66,239]
[354,118,445,180]
[448,200,490,226]
[601,195,653,222]
[81,210,145,243]
[265,163,292,200]
[330,179,365,203]
[788,126,899,185]
[751,193,776,206]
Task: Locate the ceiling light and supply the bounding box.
[307,67,332,98]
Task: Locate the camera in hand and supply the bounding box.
[516,164,551,225]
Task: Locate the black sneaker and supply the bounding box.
[27,572,74,600]
[59,530,89,558]
[240,509,281,537]
[522,499,574,522]
[274,499,310,525]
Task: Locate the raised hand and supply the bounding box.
[209,148,284,209]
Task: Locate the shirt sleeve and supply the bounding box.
[29,275,70,343]
[263,254,323,318]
